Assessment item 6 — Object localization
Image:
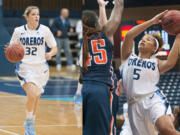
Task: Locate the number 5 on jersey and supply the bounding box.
[133,68,141,80]
[87,39,108,66]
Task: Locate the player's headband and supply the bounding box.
[154,38,159,52]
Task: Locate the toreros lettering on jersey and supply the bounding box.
[20,37,44,46]
[128,58,156,71]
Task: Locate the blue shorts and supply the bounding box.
[82,80,114,135]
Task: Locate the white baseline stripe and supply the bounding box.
[0,124,81,128]
[4,83,77,88]
[0,78,78,82]
[0,95,74,98]
[0,129,19,135]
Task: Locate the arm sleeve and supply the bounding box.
[45,27,57,48]
[10,28,20,44]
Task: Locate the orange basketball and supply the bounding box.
[161,10,180,35]
[5,43,25,63]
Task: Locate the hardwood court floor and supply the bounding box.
[0,66,82,135]
[49,66,80,78]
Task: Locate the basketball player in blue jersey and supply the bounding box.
[121,10,180,135]
[97,0,122,133]
[10,6,57,135]
[82,0,123,134]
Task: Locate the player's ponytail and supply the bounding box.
[82,24,90,73]
[82,10,101,73]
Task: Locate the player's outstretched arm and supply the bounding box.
[103,0,123,38]
[158,33,180,74]
[121,10,168,63]
[98,0,108,27]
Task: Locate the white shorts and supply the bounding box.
[15,62,49,94]
[128,90,173,135]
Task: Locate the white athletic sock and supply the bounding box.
[26,110,33,120]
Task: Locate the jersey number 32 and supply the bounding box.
[25,47,37,56]
[87,39,108,66]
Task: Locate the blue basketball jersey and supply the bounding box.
[83,32,114,87]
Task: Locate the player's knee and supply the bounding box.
[27,93,36,102]
[27,88,39,100]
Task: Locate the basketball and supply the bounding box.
[5,43,24,63]
[161,10,180,35]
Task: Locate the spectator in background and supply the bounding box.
[51,8,76,71]
[75,19,82,47]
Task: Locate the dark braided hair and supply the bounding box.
[82,10,101,73]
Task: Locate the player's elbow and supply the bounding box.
[166,61,177,70]
[124,32,134,40]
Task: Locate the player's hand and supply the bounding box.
[173,106,180,126]
[4,43,9,53]
[116,79,123,96]
[69,28,74,33]
[151,10,168,24]
[97,0,109,7]
[45,53,52,61]
[57,30,62,37]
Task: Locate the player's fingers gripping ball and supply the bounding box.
[161,10,180,35]
[5,43,24,63]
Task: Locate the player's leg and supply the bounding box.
[82,81,112,135]
[74,81,82,104]
[147,90,180,135]
[23,82,40,113]
[63,38,75,70]
[74,74,83,104]
[112,90,119,133]
[128,102,150,135]
[56,38,63,71]
[33,94,41,117]
[23,82,40,135]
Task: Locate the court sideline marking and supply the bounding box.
[0,128,19,135]
[0,124,82,128]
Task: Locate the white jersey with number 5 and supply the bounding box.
[10,24,57,64]
[120,54,159,100]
